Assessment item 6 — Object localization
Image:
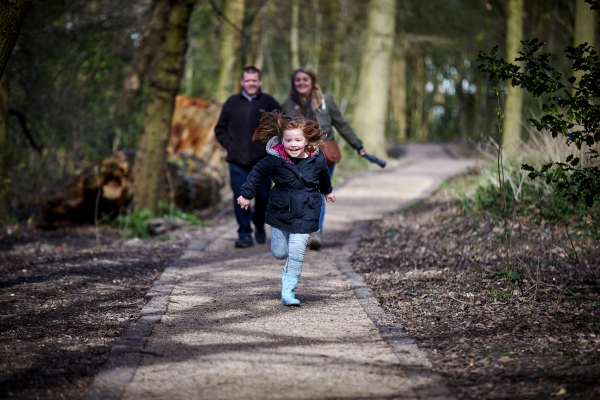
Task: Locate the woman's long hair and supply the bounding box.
[253,111,325,154]
[289,67,324,111]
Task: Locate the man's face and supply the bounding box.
[240,72,261,97]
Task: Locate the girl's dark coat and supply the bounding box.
[241,137,333,234]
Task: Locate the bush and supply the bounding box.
[114,200,205,239]
[459,131,600,236]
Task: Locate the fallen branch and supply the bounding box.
[539,282,600,302]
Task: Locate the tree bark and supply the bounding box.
[0,0,30,79]
[215,0,245,103]
[408,43,425,141]
[352,0,396,158]
[0,65,8,218]
[502,0,524,152]
[119,0,171,113]
[133,0,196,214]
[389,39,408,142]
[573,0,596,90]
[307,0,322,74]
[290,0,300,70]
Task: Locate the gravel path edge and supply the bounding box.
[334,181,457,400]
[82,222,236,400]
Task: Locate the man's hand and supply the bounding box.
[237,196,251,210]
[325,192,336,203]
[357,147,366,156]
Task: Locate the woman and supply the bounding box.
[282,67,366,250]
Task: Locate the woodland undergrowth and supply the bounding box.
[352,134,600,399]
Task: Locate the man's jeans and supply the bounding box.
[229,162,271,239]
[318,163,336,231]
[270,227,310,276]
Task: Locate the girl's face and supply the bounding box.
[293,72,313,98]
[282,129,308,158]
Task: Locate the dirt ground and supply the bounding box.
[0,221,207,400]
[351,181,600,399]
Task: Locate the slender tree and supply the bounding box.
[0,67,8,218]
[502,0,524,151]
[133,0,197,214]
[215,0,245,103]
[389,38,408,141]
[119,0,171,113]
[352,0,397,158]
[573,0,596,88]
[290,0,300,70]
[0,0,30,79]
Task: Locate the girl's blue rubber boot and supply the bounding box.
[281,272,301,306]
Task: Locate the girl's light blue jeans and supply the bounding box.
[270,227,310,276]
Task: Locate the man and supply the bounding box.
[215,66,281,248]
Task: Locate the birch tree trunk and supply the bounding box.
[0,67,8,218]
[573,0,596,90]
[290,0,300,70]
[215,0,246,103]
[133,0,196,214]
[502,0,524,152]
[389,39,407,142]
[0,0,30,79]
[352,0,396,158]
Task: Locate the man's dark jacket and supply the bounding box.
[215,90,281,167]
[241,137,332,234]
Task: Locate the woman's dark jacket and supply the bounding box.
[240,137,333,234]
[281,93,363,150]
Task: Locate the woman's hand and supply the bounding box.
[237,196,251,210]
[357,147,366,156]
[325,191,336,203]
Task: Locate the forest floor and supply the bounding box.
[352,175,600,399]
[2,149,599,399]
[0,216,227,399]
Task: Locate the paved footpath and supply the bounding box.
[85,154,474,400]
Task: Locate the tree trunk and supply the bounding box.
[215,0,246,103]
[133,0,196,214]
[352,0,396,158]
[290,0,300,70]
[573,0,596,90]
[0,0,30,79]
[0,66,8,218]
[332,0,350,103]
[389,39,408,142]
[119,0,171,113]
[408,44,425,141]
[307,0,322,74]
[502,0,524,152]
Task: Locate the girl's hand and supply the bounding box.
[325,192,336,203]
[237,196,250,210]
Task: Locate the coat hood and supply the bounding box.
[266,136,320,164]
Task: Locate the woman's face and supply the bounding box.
[293,72,313,98]
[282,129,308,158]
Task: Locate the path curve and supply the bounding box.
[86,148,475,400]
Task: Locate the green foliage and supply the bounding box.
[490,268,521,281]
[460,161,600,234]
[477,34,600,206]
[114,208,154,239]
[114,201,205,239]
[157,201,205,226]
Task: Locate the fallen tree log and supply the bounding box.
[43,95,225,223]
[42,152,224,223]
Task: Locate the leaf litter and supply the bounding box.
[351,184,600,399]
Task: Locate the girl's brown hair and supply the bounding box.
[253,111,325,154]
[289,67,324,111]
